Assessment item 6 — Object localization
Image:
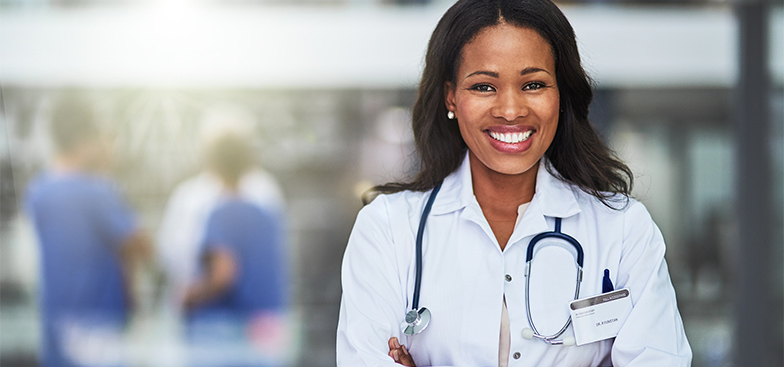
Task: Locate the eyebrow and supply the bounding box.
[465,67,552,79]
[465,70,499,79]
[520,67,552,76]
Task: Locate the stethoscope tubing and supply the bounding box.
[523,217,584,344]
[526,218,584,266]
[412,181,443,311]
[524,262,583,343]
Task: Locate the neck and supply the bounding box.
[469,152,537,212]
[222,179,241,194]
[469,152,538,250]
[53,154,87,174]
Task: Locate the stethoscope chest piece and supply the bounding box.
[401,307,431,336]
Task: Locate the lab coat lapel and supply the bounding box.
[511,200,549,245]
[509,159,581,245]
[431,153,502,250]
[534,158,581,219]
[429,152,473,216]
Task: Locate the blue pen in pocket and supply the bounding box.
[602,269,614,293]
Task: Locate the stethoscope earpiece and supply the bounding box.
[562,336,575,347]
[401,307,431,336]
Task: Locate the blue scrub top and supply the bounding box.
[193,198,287,318]
[25,171,136,366]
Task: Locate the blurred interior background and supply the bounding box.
[1,0,782,366]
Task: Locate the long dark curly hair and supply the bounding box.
[369,0,633,208]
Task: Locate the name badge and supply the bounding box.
[569,288,632,346]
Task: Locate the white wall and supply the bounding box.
[0,3,751,89]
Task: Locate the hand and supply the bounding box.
[182,283,205,310]
[388,337,416,366]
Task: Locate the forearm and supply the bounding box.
[184,249,236,309]
[120,231,154,310]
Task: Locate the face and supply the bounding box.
[445,23,559,179]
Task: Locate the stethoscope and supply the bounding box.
[400,182,585,347]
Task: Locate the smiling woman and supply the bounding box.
[337,0,692,366]
[445,24,560,249]
[447,25,559,175]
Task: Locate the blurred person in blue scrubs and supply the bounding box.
[24,96,151,367]
[158,107,284,311]
[180,126,290,367]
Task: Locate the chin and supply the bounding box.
[489,159,540,176]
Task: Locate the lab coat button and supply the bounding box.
[505,274,512,282]
[513,352,521,359]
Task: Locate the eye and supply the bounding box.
[522,82,547,91]
[469,84,496,93]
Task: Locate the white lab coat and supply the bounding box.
[337,154,691,367]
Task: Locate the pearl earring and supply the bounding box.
[447,111,455,120]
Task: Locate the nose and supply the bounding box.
[490,90,528,122]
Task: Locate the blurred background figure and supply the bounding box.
[158,107,285,307]
[158,107,290,366]
[23,96,152,367]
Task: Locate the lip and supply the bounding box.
[484,125,536,154]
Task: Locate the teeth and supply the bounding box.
[489,130,533,143]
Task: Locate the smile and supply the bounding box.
[488,130,533,144]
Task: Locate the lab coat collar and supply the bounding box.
[430,152,582,220]
[429,152,475,215]
[533,158,582,219]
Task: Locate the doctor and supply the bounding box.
[337,0,691,366]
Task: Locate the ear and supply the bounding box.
[444,81,457,113]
